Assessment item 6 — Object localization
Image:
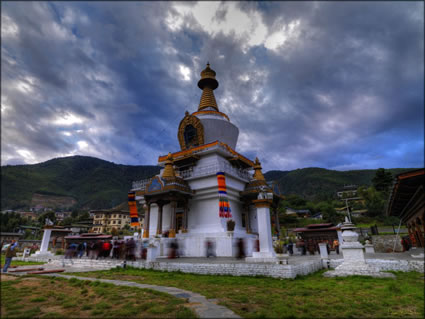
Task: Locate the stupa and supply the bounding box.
[131,63,283,259]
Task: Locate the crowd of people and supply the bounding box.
[63,238,140,261]
[293,238,340,255]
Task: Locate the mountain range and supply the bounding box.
[1,155,415,210]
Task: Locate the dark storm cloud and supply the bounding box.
[1,1,423,172]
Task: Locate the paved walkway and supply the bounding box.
[6,266,240,319]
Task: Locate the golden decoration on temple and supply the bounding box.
[162,152,176,179]
[198,63,219,112]
[177,113,205,150]
[253,157,266,181]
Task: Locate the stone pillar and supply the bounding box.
[40,228,53,253]
[143,204,150,238]
[244,205,251,234]
[364,244,375,253]
[318,243,329,259]
[246,199,277,262]
[33,227,54,257]
[182,201,188,233]
[169,201,177,238]
[156,203,163,236]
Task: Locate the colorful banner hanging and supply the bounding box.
[216,172,232,218]
[128,191,140,227]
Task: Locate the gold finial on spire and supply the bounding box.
[253,157,266,181]
[198,63,219,112]
[162,152,176,179]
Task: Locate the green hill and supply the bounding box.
[1,156,160,210]
[1,155,417,210]
[264,167,414,201]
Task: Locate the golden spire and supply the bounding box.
[162,153,176,179]
[253,157,266,181]
[198,63,219,112]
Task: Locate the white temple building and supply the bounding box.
[131,64,283,260]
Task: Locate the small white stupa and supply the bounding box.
[324,218,394,278]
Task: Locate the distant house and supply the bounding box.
[0,232,23,243]
[351,209,368,217]
[55,211,71,222]
[285,207,311,218]
[336,184,358,198]
[311,212,323,220]
[90,210,138,233]
[18,211,38,221]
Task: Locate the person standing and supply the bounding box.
[333,239,340,255]
[77,242,85,258]
[236,238,245,259]
[206,239,216,258]
[287,240,294,255]
[62,243,76,267]
[2,240,18,273]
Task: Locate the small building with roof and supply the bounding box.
[293,223,340,252]
[387,169,424,248]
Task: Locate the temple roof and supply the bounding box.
[158,140,254,168]
[387,168,424,220]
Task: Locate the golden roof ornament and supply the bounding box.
[253,157,266,181]
[198,62,219,112]
[162,152,176,179]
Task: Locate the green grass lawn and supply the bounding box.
[0,254,45,267]
[1,275,196,318]
[74,267,424,318]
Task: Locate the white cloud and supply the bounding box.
[179,64,191,81]
[16,149,36,163]
[1,14,19,38]
[52,113,85,126]
[264,19,301,51]
[169,2,267,51]
[77,140,89,149]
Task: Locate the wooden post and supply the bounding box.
[244,204,251,234]
[274,207,280,238]
[182,200,188,233]
[156,203,163,236]
[169,201,177,238]
[143,203,150,238]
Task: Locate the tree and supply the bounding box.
[357,186,386,217]
[111,227,119,237]
[372,168,393,193]
[38,211,56,225]
[61,216,74,226]
[77,211,90,221]
[316,202,342,224]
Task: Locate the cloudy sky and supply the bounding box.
[1,1,424,171]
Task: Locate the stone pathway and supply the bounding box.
[7,269,240,319]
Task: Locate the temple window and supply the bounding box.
[184,124,198,147]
